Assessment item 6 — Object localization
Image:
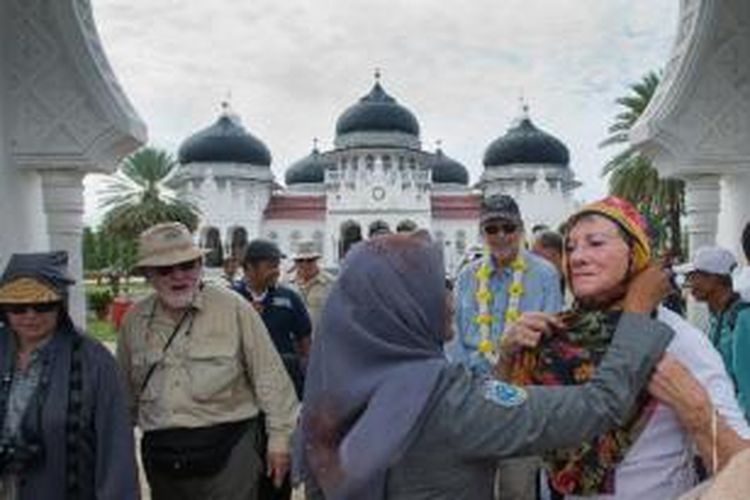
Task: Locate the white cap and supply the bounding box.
[674,246,738,276]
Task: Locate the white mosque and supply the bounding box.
[3,1,749,324]
[168,73,581,274]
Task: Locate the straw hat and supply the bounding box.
[0,251,75,304]
[134,222,208,269]
[292,239,321,261]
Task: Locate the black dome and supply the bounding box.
[178,114,272,166]
[285,147,331,184]
[429,149,469,185]
[335,81,420,137]
[483,117,569,167]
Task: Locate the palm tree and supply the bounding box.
[99,147,200,241]
[601,71,685,259]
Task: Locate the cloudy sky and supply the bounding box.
[85,0,679,223]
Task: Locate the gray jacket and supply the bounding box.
[308,312,674,500]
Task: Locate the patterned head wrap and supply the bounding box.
[565,196,651,274]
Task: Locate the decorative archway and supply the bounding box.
[339,220,362,259]
[229,226,248,260]
[202,227,223,267]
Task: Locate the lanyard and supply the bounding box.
[138,305,195,397]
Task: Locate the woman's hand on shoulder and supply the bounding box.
[648,354,710,431]
[623,264,675,314]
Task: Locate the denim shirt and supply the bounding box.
[445,249,563,377]
[708,298,750,420]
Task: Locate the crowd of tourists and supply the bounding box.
[1,194,750,500]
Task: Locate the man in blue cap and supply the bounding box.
[234,239,311,500]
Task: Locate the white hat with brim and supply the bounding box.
[134,222,209,270]
[673,246,737,276]
[292,239,322,261]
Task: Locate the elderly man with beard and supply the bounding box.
[117,223,298,500]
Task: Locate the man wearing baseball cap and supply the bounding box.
[117,223,298,500]
[234,238,311,500]
[676,246,750,419]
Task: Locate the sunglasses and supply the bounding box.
[483,222,519,235]
[295,258,318,264]
[3,302,61,315]
[154,259,200,276]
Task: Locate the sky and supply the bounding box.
[85,0,679,225]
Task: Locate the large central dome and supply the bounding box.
[483,114,569,168]
[335,79,420,138]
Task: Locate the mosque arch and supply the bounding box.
[339,220,362,259]
[368,219,391,238]
[202,226,223,268]
[396,219,417,233]
[229,226,248,260]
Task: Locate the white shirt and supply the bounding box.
[567,307,750,500]
[734,266,750,302]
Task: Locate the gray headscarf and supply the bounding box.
[299,231,447,500]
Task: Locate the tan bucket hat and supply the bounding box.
[292,239,322,260]
[134,222,208,269]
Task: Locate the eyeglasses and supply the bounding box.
[3,302,61,315]
[483,222,519,235]
[295,258,318,264]
[154,259,200,276]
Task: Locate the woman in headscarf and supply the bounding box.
[297,230,675,500]
[0,252,138,500]
[500,196,750,499]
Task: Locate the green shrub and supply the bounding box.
[87,289,113,320]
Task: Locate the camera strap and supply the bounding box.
[139,306,195,398]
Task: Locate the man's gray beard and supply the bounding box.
[159,287,197,311]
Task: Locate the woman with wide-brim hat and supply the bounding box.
[0,251,138,500]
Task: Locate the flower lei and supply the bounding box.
[474,251,527,364]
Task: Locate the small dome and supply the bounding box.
[178,110,272,166]
[428,148,469,185]
[483,116,569,168]
[335,80,420,137]
[285,146,332,184]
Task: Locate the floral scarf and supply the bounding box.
[507,310,656,496]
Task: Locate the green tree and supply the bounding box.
[601,71,685,259]
[99,147,199,241]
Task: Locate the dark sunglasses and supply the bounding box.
[483,222,519,235]
[3,302,61,315]
[295,258,317,264]
[154,259,200,276]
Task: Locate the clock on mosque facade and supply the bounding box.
[371,186,386,201]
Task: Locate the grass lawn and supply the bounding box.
[87,314,117,343]
[84,280,153,344]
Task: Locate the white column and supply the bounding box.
[41,170,86,326]
[683,174,721,331]
[684,174,721,254]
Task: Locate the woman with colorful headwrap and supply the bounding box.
[500,196,750,499]
[0,252,138,500]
